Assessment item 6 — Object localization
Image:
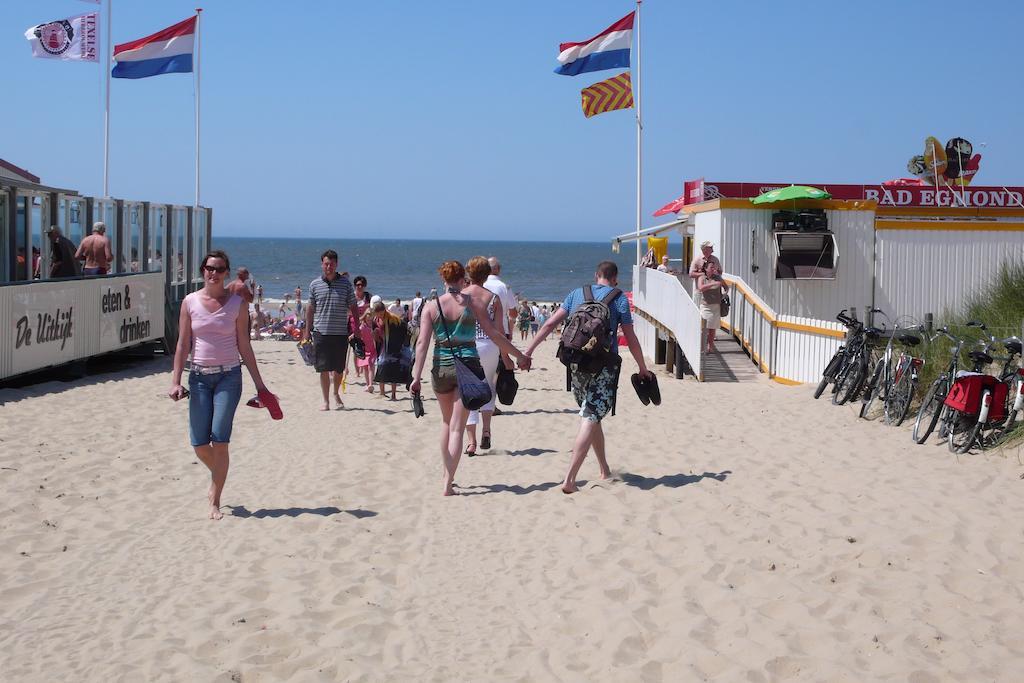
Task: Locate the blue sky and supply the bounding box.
[4,1,1023,240]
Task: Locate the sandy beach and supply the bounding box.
[3,337,1024,682]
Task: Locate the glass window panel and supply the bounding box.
[15,196,28,281]
[95,200,117,273]
[192,209,207,284]
[125,203,142,272]
[0,192,7,282]
[171,207,187,284]
[148,206,165,272]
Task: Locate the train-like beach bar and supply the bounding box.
[0,168,211,381]
[623,179,1024,384]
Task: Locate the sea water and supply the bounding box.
[213,237,639,303]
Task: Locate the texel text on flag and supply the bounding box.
[24,12,99,62]
[554,12,633,77]
[112,16,195,79]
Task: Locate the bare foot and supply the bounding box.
[443,482,456,496]
[334,395,345,410]
[320,402,330,411]
[561,482,578,494]
[599,469,612,480]
[364,386,375,394]
[209,504,223,520]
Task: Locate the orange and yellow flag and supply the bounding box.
[581,71,633,118]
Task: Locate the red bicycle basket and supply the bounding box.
[943,374,1007,420]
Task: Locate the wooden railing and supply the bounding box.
[722,273,845,384]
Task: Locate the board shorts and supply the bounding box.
[570,360,620,423]
[312,332,349,373]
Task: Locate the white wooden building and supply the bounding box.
[628,183,1024,384]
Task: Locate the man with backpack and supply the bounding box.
[526,261,652,494]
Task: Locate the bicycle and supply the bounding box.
[911,326,966,444]
[831,319,884,406]
[945,322,1019,453]
[858,313,924,423]
[814,309,861,400]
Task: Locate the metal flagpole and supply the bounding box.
[194,8,202,208]
[103,0,112,198]
[634,0,643,265]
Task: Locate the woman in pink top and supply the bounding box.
[169,250,272,520]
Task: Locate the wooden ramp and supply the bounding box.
[702,329,762,383]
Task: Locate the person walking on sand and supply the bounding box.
[410,260,531,496]
[301,250,360,411]
[75,222,113,276]
[168,250,275,520]
[462,257,512,456]
[517,301,532,341]
[527,261,652,494]
[697,260,729,353]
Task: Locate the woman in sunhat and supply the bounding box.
[168,250,277,520]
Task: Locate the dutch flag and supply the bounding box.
[112,15,195,79]
[555,11,633,77]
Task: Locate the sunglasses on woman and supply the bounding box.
[203,265,227,274]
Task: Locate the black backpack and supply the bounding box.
[556,285,622,372]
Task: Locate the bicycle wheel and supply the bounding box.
[885,372,916,426]
[1002,376,1022,434]
[912,377,948,444]
[859,361,885,419]
[948,409,981,454]
[814,349,845,399]
[833,357,865,406]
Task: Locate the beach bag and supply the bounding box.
[375,347,413,385]
[436,299,493,411]
[496,363,519,405]
[557,285,622,373]
[720,294,731,318]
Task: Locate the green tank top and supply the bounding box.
[432,299,479,366]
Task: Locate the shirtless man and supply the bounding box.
[75,222,113,276]
[227,267,255,304]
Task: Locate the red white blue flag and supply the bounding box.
[555,12,634,77]
[112,16,195,79]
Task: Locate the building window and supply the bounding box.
[773,231,838,279]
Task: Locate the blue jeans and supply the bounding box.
[188,366,243,446]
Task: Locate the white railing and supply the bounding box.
[632,266,704,380]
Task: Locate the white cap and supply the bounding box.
[369,295,382,306]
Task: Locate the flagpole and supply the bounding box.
[103,0,112,198]
[634,0,643,265]
[194,8,202,208]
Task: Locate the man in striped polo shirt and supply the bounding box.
[302,249,360,411]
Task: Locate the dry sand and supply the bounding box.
[2,337,1024,682]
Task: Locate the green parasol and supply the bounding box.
[750,185,831,204]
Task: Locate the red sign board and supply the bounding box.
[687,180,1024,209]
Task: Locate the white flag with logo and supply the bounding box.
[25,12,100,62]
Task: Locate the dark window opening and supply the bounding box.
[774,231,837,279]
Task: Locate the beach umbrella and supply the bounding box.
[750,185,831,204]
